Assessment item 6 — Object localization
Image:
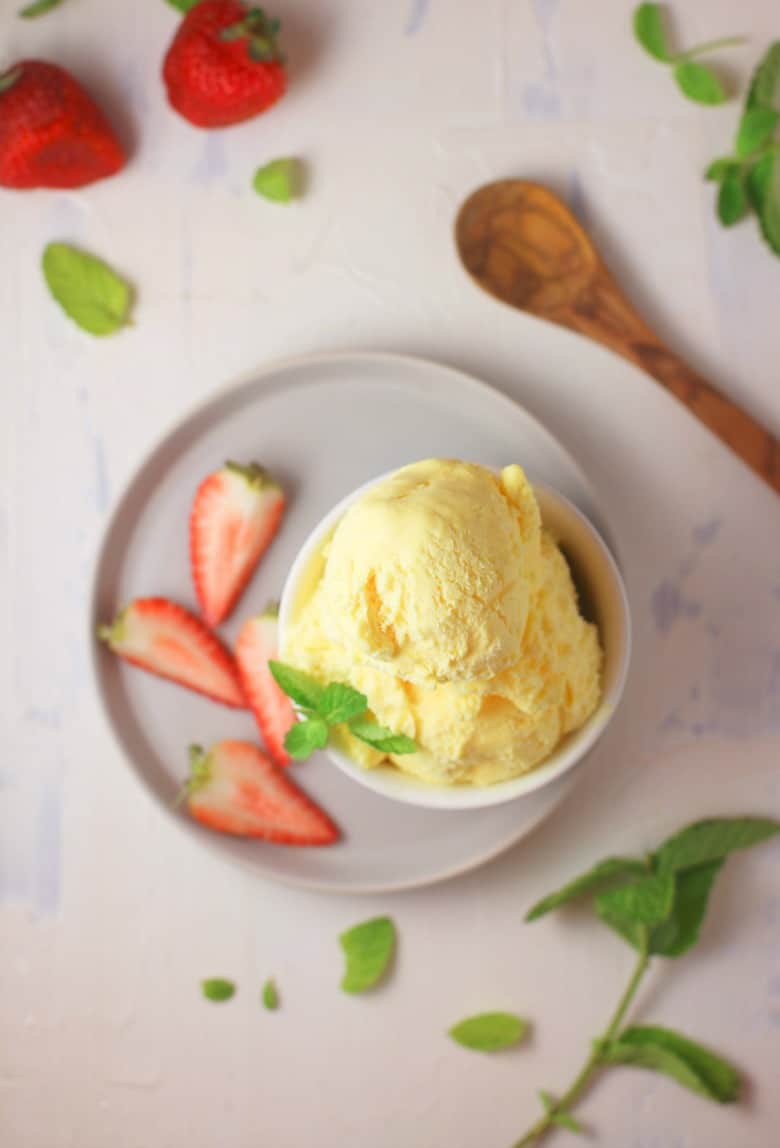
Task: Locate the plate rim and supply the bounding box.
[88,349,605,894]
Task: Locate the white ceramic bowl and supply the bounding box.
[279,471,631,810]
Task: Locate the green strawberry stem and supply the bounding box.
[512,931,650,1146]
[677,36,745,61]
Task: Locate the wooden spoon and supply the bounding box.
[455,180,779,494]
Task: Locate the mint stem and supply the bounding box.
[677,36,746,61]
[511,932,650,1147]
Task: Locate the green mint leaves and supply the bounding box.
[599,1026,740,1103]
[269,661,416,761]
[633,3,671,62]
[19,0,64,17]
[42,244,133,336]
[201,978,236,1002]
[704,41,780,254]
[339,916,396,994]
[633,5,743,105]
[165,0,200,12]
[513,814,778,1144]
[262,978,279,1010]
[253,158,301,204]
[449,1012,528,1053]
[346,719,418,755]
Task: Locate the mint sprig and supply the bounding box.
[633,4,744,105]
[269,661,416,761]
[705,41,780,254]
[513,815,779,1145]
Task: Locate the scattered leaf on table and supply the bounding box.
[339,916,396,994]
[253,157,301,203]
[42,243,132,336]
[449,1012,528,1053]
[262,979,279,1010]
[202,978,236,1002]
[19,0,64,16]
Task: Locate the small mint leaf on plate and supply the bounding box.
[339,916,395,994]
[202,978,236,1002]
[347,718,416,754]
[318,682,368,725]
[674,61,726,104]
[449,1012,528,1053]
[268,661,325,712]
[284,717,329,760]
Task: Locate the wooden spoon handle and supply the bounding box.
[566,277,780,494]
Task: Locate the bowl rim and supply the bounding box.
[278,465,632,811]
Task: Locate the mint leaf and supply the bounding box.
[253,158,301,204]
[758,154,780,254]
[284,717,328,760]
[165,0,200,11]
[339,916,395,994]
[268,661,325,712]
[704,157,737,181]
[262,978,279,1010]
[596,871,675,927]
[633,4,671,62]
[674,61,726,104]
[747,151,775,211]
[449,1012,528,1053]
[201,978,235,1002]
[318,682,368,725]
[42,244,132,336]
[747,41,780,110]
[600,1026,740,1102]
[648,861,723,957]
[347,718,416,754]
[717,169,747,225]
[525,857,647,922]
[19,0,64,16]
[735,107,779,157]
[654,816,780,872]
[539,1092,583,1133]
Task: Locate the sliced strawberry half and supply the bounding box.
[182,740,339,846]
[98,597,246,708]
[190,462,285,628]
[235,605,295,767]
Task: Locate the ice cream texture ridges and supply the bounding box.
[283,460,603,785]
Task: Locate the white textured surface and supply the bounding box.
[2,1,780,1145]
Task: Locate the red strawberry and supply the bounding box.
[190,461,285,627]
[0,60,125,190]
[163,1,287,129]
[99,598,245,708]
[235,605,294,766]
[182,740,339,845]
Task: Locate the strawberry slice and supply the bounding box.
[235,605,295,767]
[99,598,245,708]
[182,740,339,846]
[190,461,285,628]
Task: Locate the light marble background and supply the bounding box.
[2,1,780,1145]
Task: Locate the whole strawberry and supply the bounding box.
[163,1,287,128]
[0,60,125,190]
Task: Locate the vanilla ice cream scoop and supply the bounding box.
[319,459,542,684]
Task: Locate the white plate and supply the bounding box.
[90,351,613,893]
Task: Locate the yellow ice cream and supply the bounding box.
[284,460,602,786]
